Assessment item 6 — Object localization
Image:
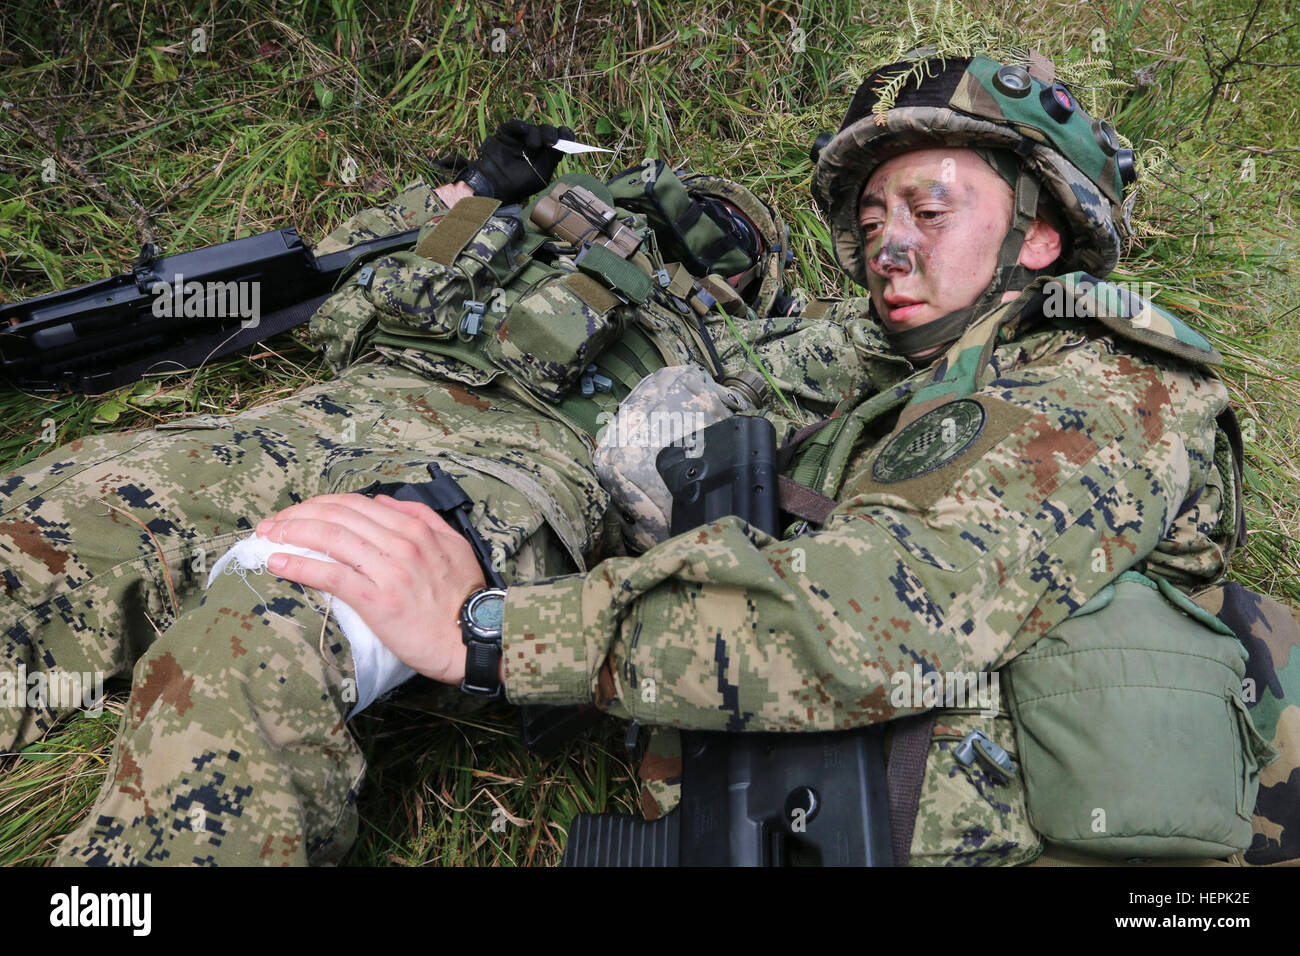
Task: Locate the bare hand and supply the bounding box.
[255,493,486,685]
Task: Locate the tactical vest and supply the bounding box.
[308,170,766,446]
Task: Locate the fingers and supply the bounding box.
[261,492,444,537]
[265,550,366,602]
[371,493,461,541]
[263,512,393,581]
[496,119,569,153]
[496,119,530,146]
[256,494,445,580]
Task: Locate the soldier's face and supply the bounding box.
[858,149,1015,334]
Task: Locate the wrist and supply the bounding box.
[433,180,476,208]
[451,166,498,200]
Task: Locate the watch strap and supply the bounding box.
[461,632,502,697]
[454,166,499,200]
[460,588,506,697]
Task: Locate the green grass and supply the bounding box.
[1,0,1297,865]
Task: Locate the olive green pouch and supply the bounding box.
[606,159,751,277]
[1005,571,1278,859]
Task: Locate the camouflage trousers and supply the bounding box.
[0,358,606,865]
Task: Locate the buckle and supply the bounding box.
[580,364,613,397]
[460,299,486,336]
[953,729,1016,782]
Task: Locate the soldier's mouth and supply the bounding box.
[886,300,926,322]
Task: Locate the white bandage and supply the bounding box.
[207,534,416,718]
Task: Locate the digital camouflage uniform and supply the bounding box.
[0,173,871,864]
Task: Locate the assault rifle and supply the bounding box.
[561,416,894,866]
[0,227,418,393]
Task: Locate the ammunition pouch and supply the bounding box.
[312,189,640,408]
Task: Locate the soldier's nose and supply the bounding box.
[869,237,915,276]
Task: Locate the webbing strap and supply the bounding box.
[674,202,702,232]
[776,415,839,473]
[603,338,653,380]
[592,350,640,394]
[777,475,839,526]
[887,712,937,867]
[576,243,652,303]
[665,262,695,299]
[786,414,849,490]
[415,196,501,265]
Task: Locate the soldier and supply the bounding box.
[5,53,1295,866]
[257,51,1297,865]
[0,121,866,864]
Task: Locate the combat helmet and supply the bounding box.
[677,172,793,318]
[812,49,1137,357]
[607,160,793,317]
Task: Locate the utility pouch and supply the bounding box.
[607,160,752,278]
[906,704,1043,866]
[1005,571,1278,860]
[482,269,627,401]
[355,192,630,402]
[367,251,468,339]
[530,183,644,259]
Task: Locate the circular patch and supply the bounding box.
[872,399,986,483]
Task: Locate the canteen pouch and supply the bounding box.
[1005,571,1278,859]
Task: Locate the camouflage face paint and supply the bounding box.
[874,239,918,272]
[857,150,1015,333]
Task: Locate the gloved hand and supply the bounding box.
[455,119,575,204]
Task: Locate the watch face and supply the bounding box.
[468,590,506,631]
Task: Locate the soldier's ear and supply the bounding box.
[1018,217,1063,270]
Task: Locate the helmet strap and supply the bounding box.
[884,167,1054,361]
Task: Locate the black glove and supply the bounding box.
[456,120,574,204]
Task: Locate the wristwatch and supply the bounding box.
[459,587,507,697]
